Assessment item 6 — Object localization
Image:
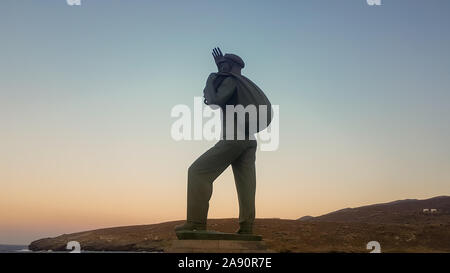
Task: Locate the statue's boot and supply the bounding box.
[174,221,207,232]
[236,223,253,235]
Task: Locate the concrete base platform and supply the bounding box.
[166,239,274,253]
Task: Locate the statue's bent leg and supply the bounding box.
[186,140,245,225]
[231,140,257,233]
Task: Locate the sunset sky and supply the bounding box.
[1,0,450,245]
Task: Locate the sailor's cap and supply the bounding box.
[224,53,245,69]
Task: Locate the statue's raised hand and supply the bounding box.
[212,47,224,67]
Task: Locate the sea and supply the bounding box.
[0,244,31,253]
[0,244,163,253]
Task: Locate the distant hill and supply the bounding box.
[297,216,314,221]
[297,196,450,224]
[29,196,450,253]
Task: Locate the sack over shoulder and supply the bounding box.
[215,72,273,133]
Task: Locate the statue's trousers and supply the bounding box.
[186,139,257,227]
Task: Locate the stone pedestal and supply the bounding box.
[167,230,273,253]
[166,239,273,253]
[176,230,262,241]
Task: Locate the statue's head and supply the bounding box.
[217,59,232,73]
[212,48,245,74]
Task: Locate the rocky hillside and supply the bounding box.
[29,196,450,253]
[298,196,450,224]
